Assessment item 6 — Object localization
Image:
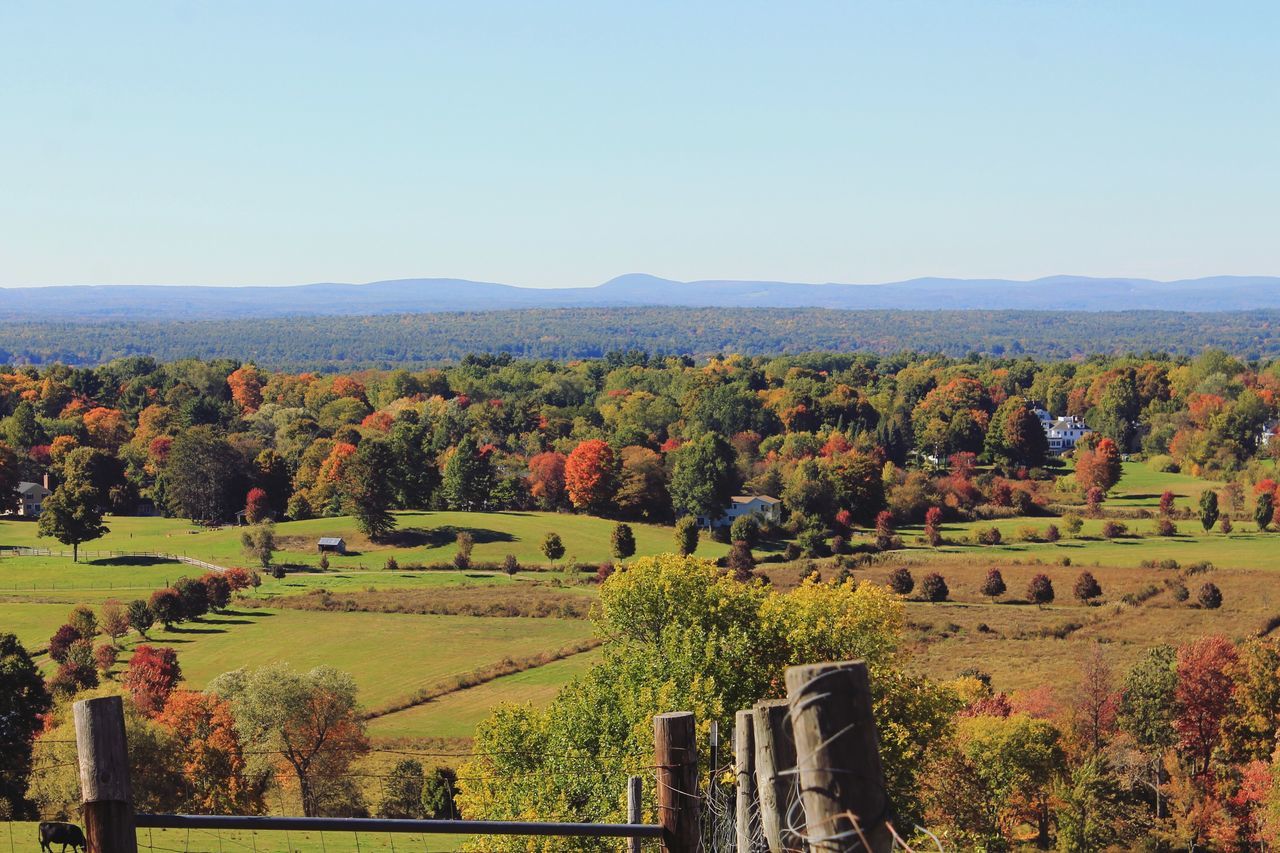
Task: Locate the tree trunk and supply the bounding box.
[298,771,314,817]
[73,542,78,563]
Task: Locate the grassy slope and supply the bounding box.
[368,649,602,740]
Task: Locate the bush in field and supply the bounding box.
[921,573,949,602]
[1043,524,1060,543]
[797,527,827,557]
[1198,582,1223,610]
[924,507,943,547]
[1167,580,1189,602]
[1073,571,1102,604]
[94,643,118,676]
[1220,517,1233,536]
[977,526,1003,546]
[980,568,1007,601]
[874,511,895,551]
[1199,490,1220,532]
[48,625,81,664]
[1256,493,1274,532]
[502,554,520,576]
[1159,490,1176,516]
[1155,518,1178,537]
[782,542,801,561]
[149,588,183,628]
[726,541,756,581]
[674,517,699,556]
[1016,526,1041,543]
[385,555,399,571]
[127,599,154,638]
[830,535,849,555]
[729,514,761,548]
[454,531,474,569]
[1101,521,1127,539]
[1027,573,1055,607]
[1062,513,1084,537]
[611,523,636,560]
[1085,487,1105,515]
[887,567,914,596]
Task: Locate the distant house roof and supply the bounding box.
[731,495,780,505]
[317,537,345,546]
[17,481,49,496]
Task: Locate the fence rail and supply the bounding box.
[0,548,228,573]
[134,814,664,839]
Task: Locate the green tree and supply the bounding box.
[37,461,109,562]
[1256,492,1274,532]
[674,517,699,556]
[163,426,245,522]
[1053,757,1127,853]
[729,514,760,548]
[540,532,565,563]
[379,759,427,818]
[610,523,636,560]
[985,396,1049,469]
[240,523,277,569]
[127,599,154,638]
[1198,489,1219,532]
[211,663,370,817]
[440,435,494,512]
[0,634,52,818]
[668,432,737,520]
[1118,645,1177,815]
[342,439,397,541]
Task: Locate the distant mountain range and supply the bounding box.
[3,274,1280,320]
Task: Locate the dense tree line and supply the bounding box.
[2,350,1279,557]
[4,307,1280,370]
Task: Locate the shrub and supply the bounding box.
[924,507,943,547]
[729,514,761,548]
[502,554,520,576]
[921,573,949,602]
[454,531,475,569]
[1016,526,1041,543]
[977,526,1003,546]
[830,535,849,555]
[1101,521,1127,539]
[48,624,81,664]
[1073,571,1102,604]
[1043,524,1060,543]
[674,517,699,556]
[385,556,399,571]
[1085,487,1105,514]
[1198,582,1223,610]
[1027,573,1054,607]
[611,523,636,560]
[980,568,1007,600]
[271,564,285,579]
[874,511,895,550]
[1185,561,1214,575]
[1167,580,1189,602]
[594,562,614,583]
[94,642,118,676]
[782,542,802,562]
[726,541,756,581]
[1155,518,1178,537]
[1062,513,1084,537]
[797,527,828,557]
[887,567,915,596]
[1220,517,1233,535]
[1148,455,1178,473]
[318,553,330,570]
[127,600,154,638]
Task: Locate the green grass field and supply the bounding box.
[1101,461,1224,508]
[132,608,594,714]
[368,649,601,740]
[0,509,728,570]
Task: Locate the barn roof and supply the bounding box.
[317,537,345,546]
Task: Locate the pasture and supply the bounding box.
[0,823,467,853]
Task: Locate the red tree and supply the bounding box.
[874,510,895,550]
[1076,438,1122,493]
[226,365,264,413]
[1159,490,1176,516]
[564,440,617,513]
[924,506,943,547]
[244,487,271,524]
[124,645,183,716]
[1176,635,1238,775]
[527,451,567,509]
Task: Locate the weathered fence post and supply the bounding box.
[752,699,800,853]
[654,711,700,853]
[74,695,138,853]
[783,660,890,853]
[734,710,757,853]
[627,775,643,853]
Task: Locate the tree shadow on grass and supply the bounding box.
[401,526,517,549]
[86,556,172,566]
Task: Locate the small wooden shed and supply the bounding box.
[317,537,347,554]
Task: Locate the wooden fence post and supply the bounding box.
[783,660,890,853]
[734,710,756,853]
[74,695,138,853]
[627,775,643,853]
[752,699,800,853]
[654,711,700,853]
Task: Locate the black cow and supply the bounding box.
[38,822,86,853]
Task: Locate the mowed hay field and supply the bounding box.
[856,556,1280,692]
[129,608,595,714]
[0,509,729,570]
[0,824,469,853]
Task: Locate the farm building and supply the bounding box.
[317,537,347,554]
[697,494,781,529]
[17,480,51,517]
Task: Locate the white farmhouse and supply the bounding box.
[1045,416,1091,454]
[697,495,781,529]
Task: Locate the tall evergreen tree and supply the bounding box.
[342,439,397,541]
[441,435,494,511]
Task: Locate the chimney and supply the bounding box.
[43,471,50,490]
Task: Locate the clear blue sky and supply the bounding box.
[2,1,1277,288]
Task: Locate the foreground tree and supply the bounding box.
[211,663,369,817]
[0,634,52,818]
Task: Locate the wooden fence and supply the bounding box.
[69,659,890,853]
[0,547,227,574]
